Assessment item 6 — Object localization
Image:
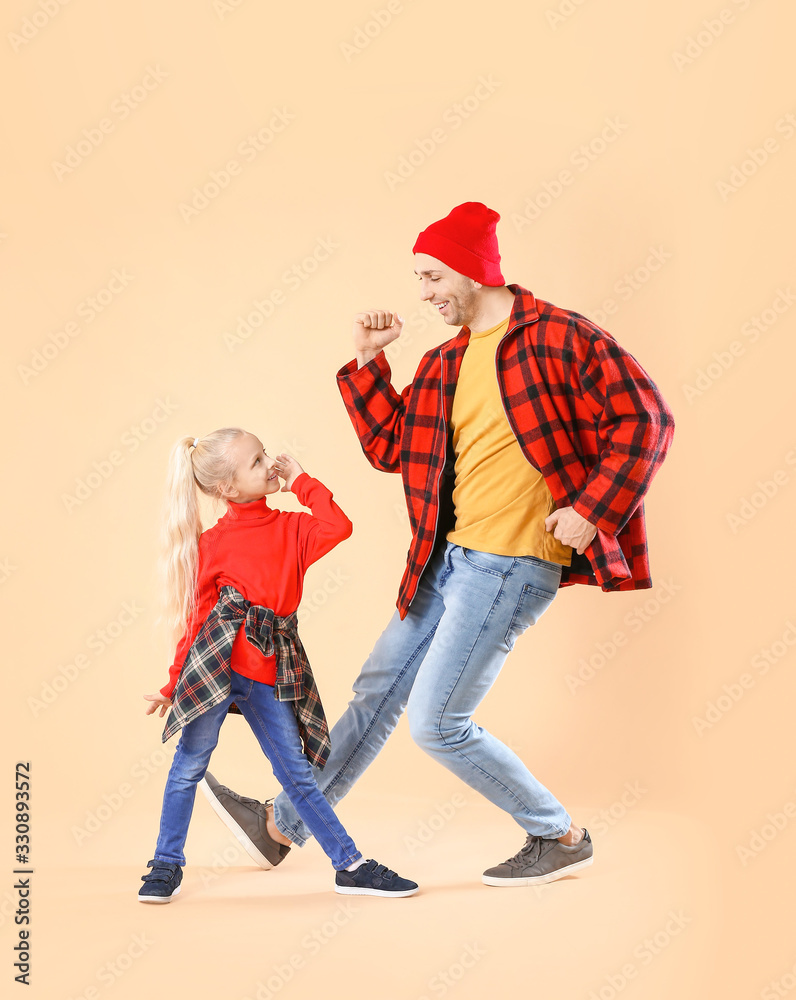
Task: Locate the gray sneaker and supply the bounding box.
[482,829,593,886]
[199,771,291,870]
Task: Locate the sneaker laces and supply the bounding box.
[503,836,555,870]
[225,789,268,817]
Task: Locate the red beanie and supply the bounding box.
[412,201,504,285]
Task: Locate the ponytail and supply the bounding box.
[158,427,246,650]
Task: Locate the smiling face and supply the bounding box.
[414,252,481,327]
[223,431,280,503]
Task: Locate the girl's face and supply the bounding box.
[225,432,280,503]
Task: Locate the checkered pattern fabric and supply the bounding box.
[337,284,674,618]
[162,585,330,768]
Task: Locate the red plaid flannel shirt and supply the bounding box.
[337,284,674,619]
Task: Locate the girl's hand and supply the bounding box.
[274,453,305,492]
[144,693,172,717]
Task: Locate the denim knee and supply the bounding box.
[407,704,442,753]
[171,736,216,783]
[409,703,475,754]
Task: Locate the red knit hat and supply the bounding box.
[413,201,504,285]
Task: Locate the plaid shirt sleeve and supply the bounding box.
[336,352,413,474]
[567,317,675,535]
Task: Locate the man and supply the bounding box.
[201,201,674,886]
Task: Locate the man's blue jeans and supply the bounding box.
[153,670,361,870]
[273,541,571,846]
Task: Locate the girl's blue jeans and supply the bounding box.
[152,670,362,870]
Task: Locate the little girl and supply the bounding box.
[139,427,418,901]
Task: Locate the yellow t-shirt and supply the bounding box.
[445,316,572,566]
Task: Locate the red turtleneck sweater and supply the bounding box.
[160,473,352,699]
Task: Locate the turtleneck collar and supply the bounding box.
[222,495,274,521]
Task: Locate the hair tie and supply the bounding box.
[192,438,199,448]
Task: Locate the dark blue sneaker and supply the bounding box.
[335,859,418,897]
[138,859,183,903]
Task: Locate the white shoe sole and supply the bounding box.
[482,855,594,887]
[138,884,181,903]
[334,885,418,898]
[199,777,275,870]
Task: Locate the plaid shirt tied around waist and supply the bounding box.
[162,585,331,768]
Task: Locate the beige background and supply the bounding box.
[3,0,794,997]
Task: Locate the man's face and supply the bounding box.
[414,253,480,327]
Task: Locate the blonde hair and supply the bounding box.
[158,427,246,651]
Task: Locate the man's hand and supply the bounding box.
[274,453,305,492]
[545,506,598,555]
[353,310,404,368]
[144,693,172,717]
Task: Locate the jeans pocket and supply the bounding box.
[505,583,558,651]
[459,546,513,578]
